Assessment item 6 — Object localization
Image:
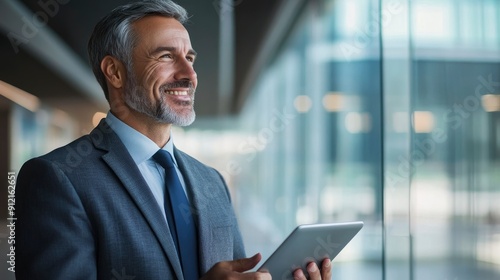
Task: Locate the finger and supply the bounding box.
[231,253,262,273]
[293,268,306,280]
[306,262,321,280]
[321,258,332,279]
[234,272,271,280]
[260,271,272,280]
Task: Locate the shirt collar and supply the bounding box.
[105,111,177,165]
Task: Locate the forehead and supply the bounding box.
[131,16,192,48]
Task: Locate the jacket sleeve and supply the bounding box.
[15,158,96,280]
[215,169,246,260]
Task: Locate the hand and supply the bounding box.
[292,258,332,280]
[201,253,272,280]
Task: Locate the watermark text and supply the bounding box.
[7,171,17,273]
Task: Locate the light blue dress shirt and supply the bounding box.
[105,112,189,222]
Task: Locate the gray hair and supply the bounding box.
[87,0,189,101]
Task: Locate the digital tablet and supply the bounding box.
[257,221,363,279]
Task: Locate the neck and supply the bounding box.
[111,107,172,148]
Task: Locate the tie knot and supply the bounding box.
[153,149,175,169]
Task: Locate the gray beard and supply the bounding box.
[123,74,196,126]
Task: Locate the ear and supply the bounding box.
[100,55,126,89]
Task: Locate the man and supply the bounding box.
[15,1,332,279]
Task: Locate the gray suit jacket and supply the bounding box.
[15,120,246,279]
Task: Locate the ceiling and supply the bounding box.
[0,0,287,128]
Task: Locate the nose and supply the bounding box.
[174,58,197,88]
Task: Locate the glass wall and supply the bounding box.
[237,1,385,278]
[176,0,500,279]
[403,0,500,279]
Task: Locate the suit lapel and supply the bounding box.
[174,148,223,273]
[90,121,184,279]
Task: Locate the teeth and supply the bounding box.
[165,90,188,96]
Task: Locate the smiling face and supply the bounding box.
[123,16,198,126]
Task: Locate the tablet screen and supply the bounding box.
[257,221,363,279]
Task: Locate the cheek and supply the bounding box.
[140,64,171,89]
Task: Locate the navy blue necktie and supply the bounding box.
[153,150,199,280]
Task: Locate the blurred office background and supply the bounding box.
[1,0,499,279]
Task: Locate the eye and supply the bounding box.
[160,53,173,59]
[186,55,196,63]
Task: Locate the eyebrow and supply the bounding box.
[151,46,197,57]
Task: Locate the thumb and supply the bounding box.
[231,253,262,273]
